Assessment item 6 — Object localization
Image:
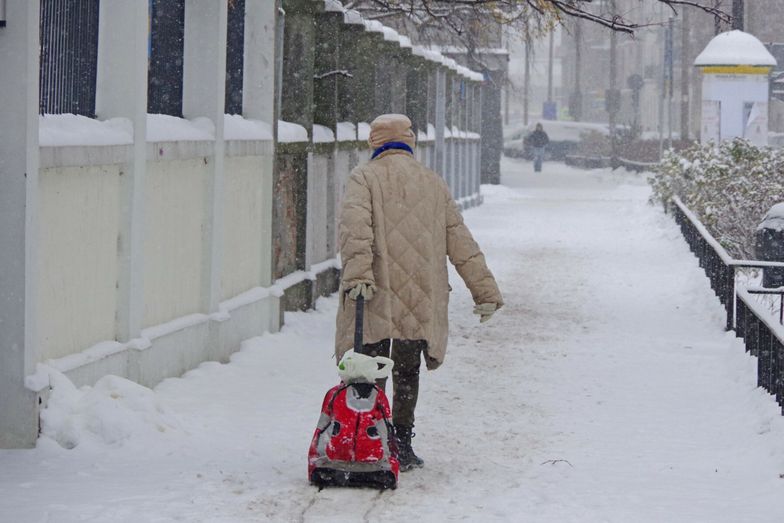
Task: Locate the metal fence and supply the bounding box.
[225,0,245,115]
[148,0,185,116]
[39,0,99,116]
[147,0,245,116]
[736,290,784,411]
[671,197,736,330]
[672,196,784,414]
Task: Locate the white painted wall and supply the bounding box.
[307,152,332,266]
[244,0,277,124]
[143,158,207,327]
[38,165,121,360]
[221,154,272,300]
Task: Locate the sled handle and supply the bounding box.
[354,295,364,354]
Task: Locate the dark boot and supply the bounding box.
[394,424,424,471]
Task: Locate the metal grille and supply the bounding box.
[225,0,245,115]
[39,0,100,116]
[148,0,184,116]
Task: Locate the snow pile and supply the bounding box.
[277,120,309,143]
[39,114,133,147]
[313,124,335,144]
[147,114,214,142]
[478,182,519,203]
[694,30,777,67]
[224,114,273,141]
[40,369,179,450]
[759,202,784,232]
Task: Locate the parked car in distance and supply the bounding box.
[503,120,613,160]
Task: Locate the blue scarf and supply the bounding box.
[371,141,413,159]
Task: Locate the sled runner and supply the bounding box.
[308,296,400,490]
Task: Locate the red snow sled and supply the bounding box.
[308,296,399,490]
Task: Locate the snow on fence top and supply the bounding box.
[337,122,357,142]
[224,115,272,141]
[313,124,335,143]
[694,30,777,67]
[277,121,309,143]
[364,20,384,33]
[147,115,214,142]
[343,9,363,25]
[323,0,344,13]
[331,8,483,81]
[381,26,400,43]
[39,114,133,147]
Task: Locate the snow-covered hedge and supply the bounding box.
[650,139,784,258]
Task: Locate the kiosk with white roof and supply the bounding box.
[694,30,777,146]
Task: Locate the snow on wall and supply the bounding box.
[39,114,272,146]
[277,120,309,143]
[313,124,335,144]
[357,122,371,141]
[694,30,777,66]
[147,114,214,142]
[337,122,357,142]
[39,114,132,147]
[224,115,273,141]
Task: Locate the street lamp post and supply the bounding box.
[732,0,744,31]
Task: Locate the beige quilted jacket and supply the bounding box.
[335,148,503,369]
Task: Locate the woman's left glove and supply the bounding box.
[347,282,376,301]
[473,303,498,323]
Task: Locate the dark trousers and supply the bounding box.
[361,339,425,428]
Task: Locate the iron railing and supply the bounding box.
[671,197,736,330]
[39,0,100,116]
[736,289,784,411]
[672,196,784,413]
[148,0,185,116]
[225,0,245,115]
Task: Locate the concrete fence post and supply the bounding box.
[434,67,446,179]
[337,13,365,138]
[0,0,40,449]
[244,0,278,289]
[183,0,229,315]
[96,0,149,343]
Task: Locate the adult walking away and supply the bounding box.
[335,114,504,472]
[525,122,550,172]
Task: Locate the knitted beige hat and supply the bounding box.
[368,114,416,150]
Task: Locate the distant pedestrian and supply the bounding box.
[525,123,550,172]
[335,114,504,472]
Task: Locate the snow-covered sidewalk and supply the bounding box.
[3,158,784,522]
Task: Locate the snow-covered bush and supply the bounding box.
[650,139,784,258]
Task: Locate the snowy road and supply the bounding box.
[3,159,784,522]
